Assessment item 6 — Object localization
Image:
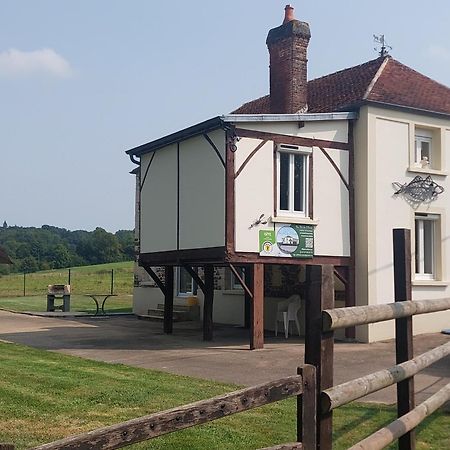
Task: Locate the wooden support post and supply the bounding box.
[305,264,334,450]
[298,364,317,450]
[244,266,252,329]
[163,266,174,335]
[203,265,214,341]
[251,263,264,350]
[393,228,415,450]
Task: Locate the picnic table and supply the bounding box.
[84,294,118,315]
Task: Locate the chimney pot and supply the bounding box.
[283,5,295,24]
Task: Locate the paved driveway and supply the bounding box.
[0,310,448,405]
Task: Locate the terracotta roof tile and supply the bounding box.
[367,58,450,115]
[231,56,450,116]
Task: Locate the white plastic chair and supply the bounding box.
[275,295,302,338]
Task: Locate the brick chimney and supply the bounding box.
[266,5,311,113]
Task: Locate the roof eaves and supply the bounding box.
[222,112,358,122]
[362,99,450,120]
[126,116,225,157]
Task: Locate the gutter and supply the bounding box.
[125,112,357,159]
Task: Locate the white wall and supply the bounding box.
[140,144,177,253]
[139,129,226,254]
[234,138,273,253]
[237,120,349,143]
[179,130,225,249]
[355,106,450,341]
[234,121,350,257]
[313,147,350,256]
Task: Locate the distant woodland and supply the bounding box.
[0,222,134,274]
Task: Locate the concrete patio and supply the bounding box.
[0,310,448,405]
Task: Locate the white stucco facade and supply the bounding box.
[354,106,450,341]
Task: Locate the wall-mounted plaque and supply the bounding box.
[259,224,314,258]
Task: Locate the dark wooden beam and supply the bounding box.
[139,152,156,192]
[203,133,225,168]
[229,264,253,299]
[305,264,334,450]
[235,140,268,179]
[333,267,348,286]
[203,265,215,341]
[393,229,415,450]
[163,266,174,334]
[227,252,351,267]
[318,147,349,190]
[251,263,264,350]
[141,265,166,294]
[139,247,226,266]
[235,128,350,151]
[225,129,236,255]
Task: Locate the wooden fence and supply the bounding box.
[1,228,449,449]
[21,367,316,450]
[305,228,450,450]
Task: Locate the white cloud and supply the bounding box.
[427,45,450,62]
[0,48,73,78]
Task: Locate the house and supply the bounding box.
[126,5,450,347]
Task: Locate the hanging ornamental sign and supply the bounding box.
[393,175,444,203]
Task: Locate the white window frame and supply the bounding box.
[414,213,439,281]
[415,130,432,167]
[276,144,311,217]
[176,267,197,297]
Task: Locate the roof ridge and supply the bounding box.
[308,56,385,84]
[363,56,391,100]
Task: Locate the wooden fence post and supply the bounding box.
[393,228,415,450]
[163,266,174,334]
[298,364,317,450]
[305,264,334,450]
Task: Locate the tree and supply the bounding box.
[2,221,7,228]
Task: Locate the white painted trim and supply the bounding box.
[270,216,319,225]
[221,112,357,122]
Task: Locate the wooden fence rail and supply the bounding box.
[31,373,314,450]
[349,382,450,450]
[322,297,450,331]
[321,341,450,412]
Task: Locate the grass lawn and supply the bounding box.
[0,294,132,314]
[0,261,134,298]
[0,342,448,449]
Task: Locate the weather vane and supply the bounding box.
[374,34,392,57]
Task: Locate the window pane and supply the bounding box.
[415,219,421,273]
[279,153,290,210]
[421,141,431,162]
[179,268,193,294]
[293,154,304,212]
[423,220,434,274]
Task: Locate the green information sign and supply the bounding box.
[259,224,314,258]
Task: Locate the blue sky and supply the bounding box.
[1,1,449,232]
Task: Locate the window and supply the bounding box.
[415,129,432,168]
[412,127,443,171]
[415,213,439,280]
[177,267,197,296]
[230,267,244,290]
[277,144,310,216]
